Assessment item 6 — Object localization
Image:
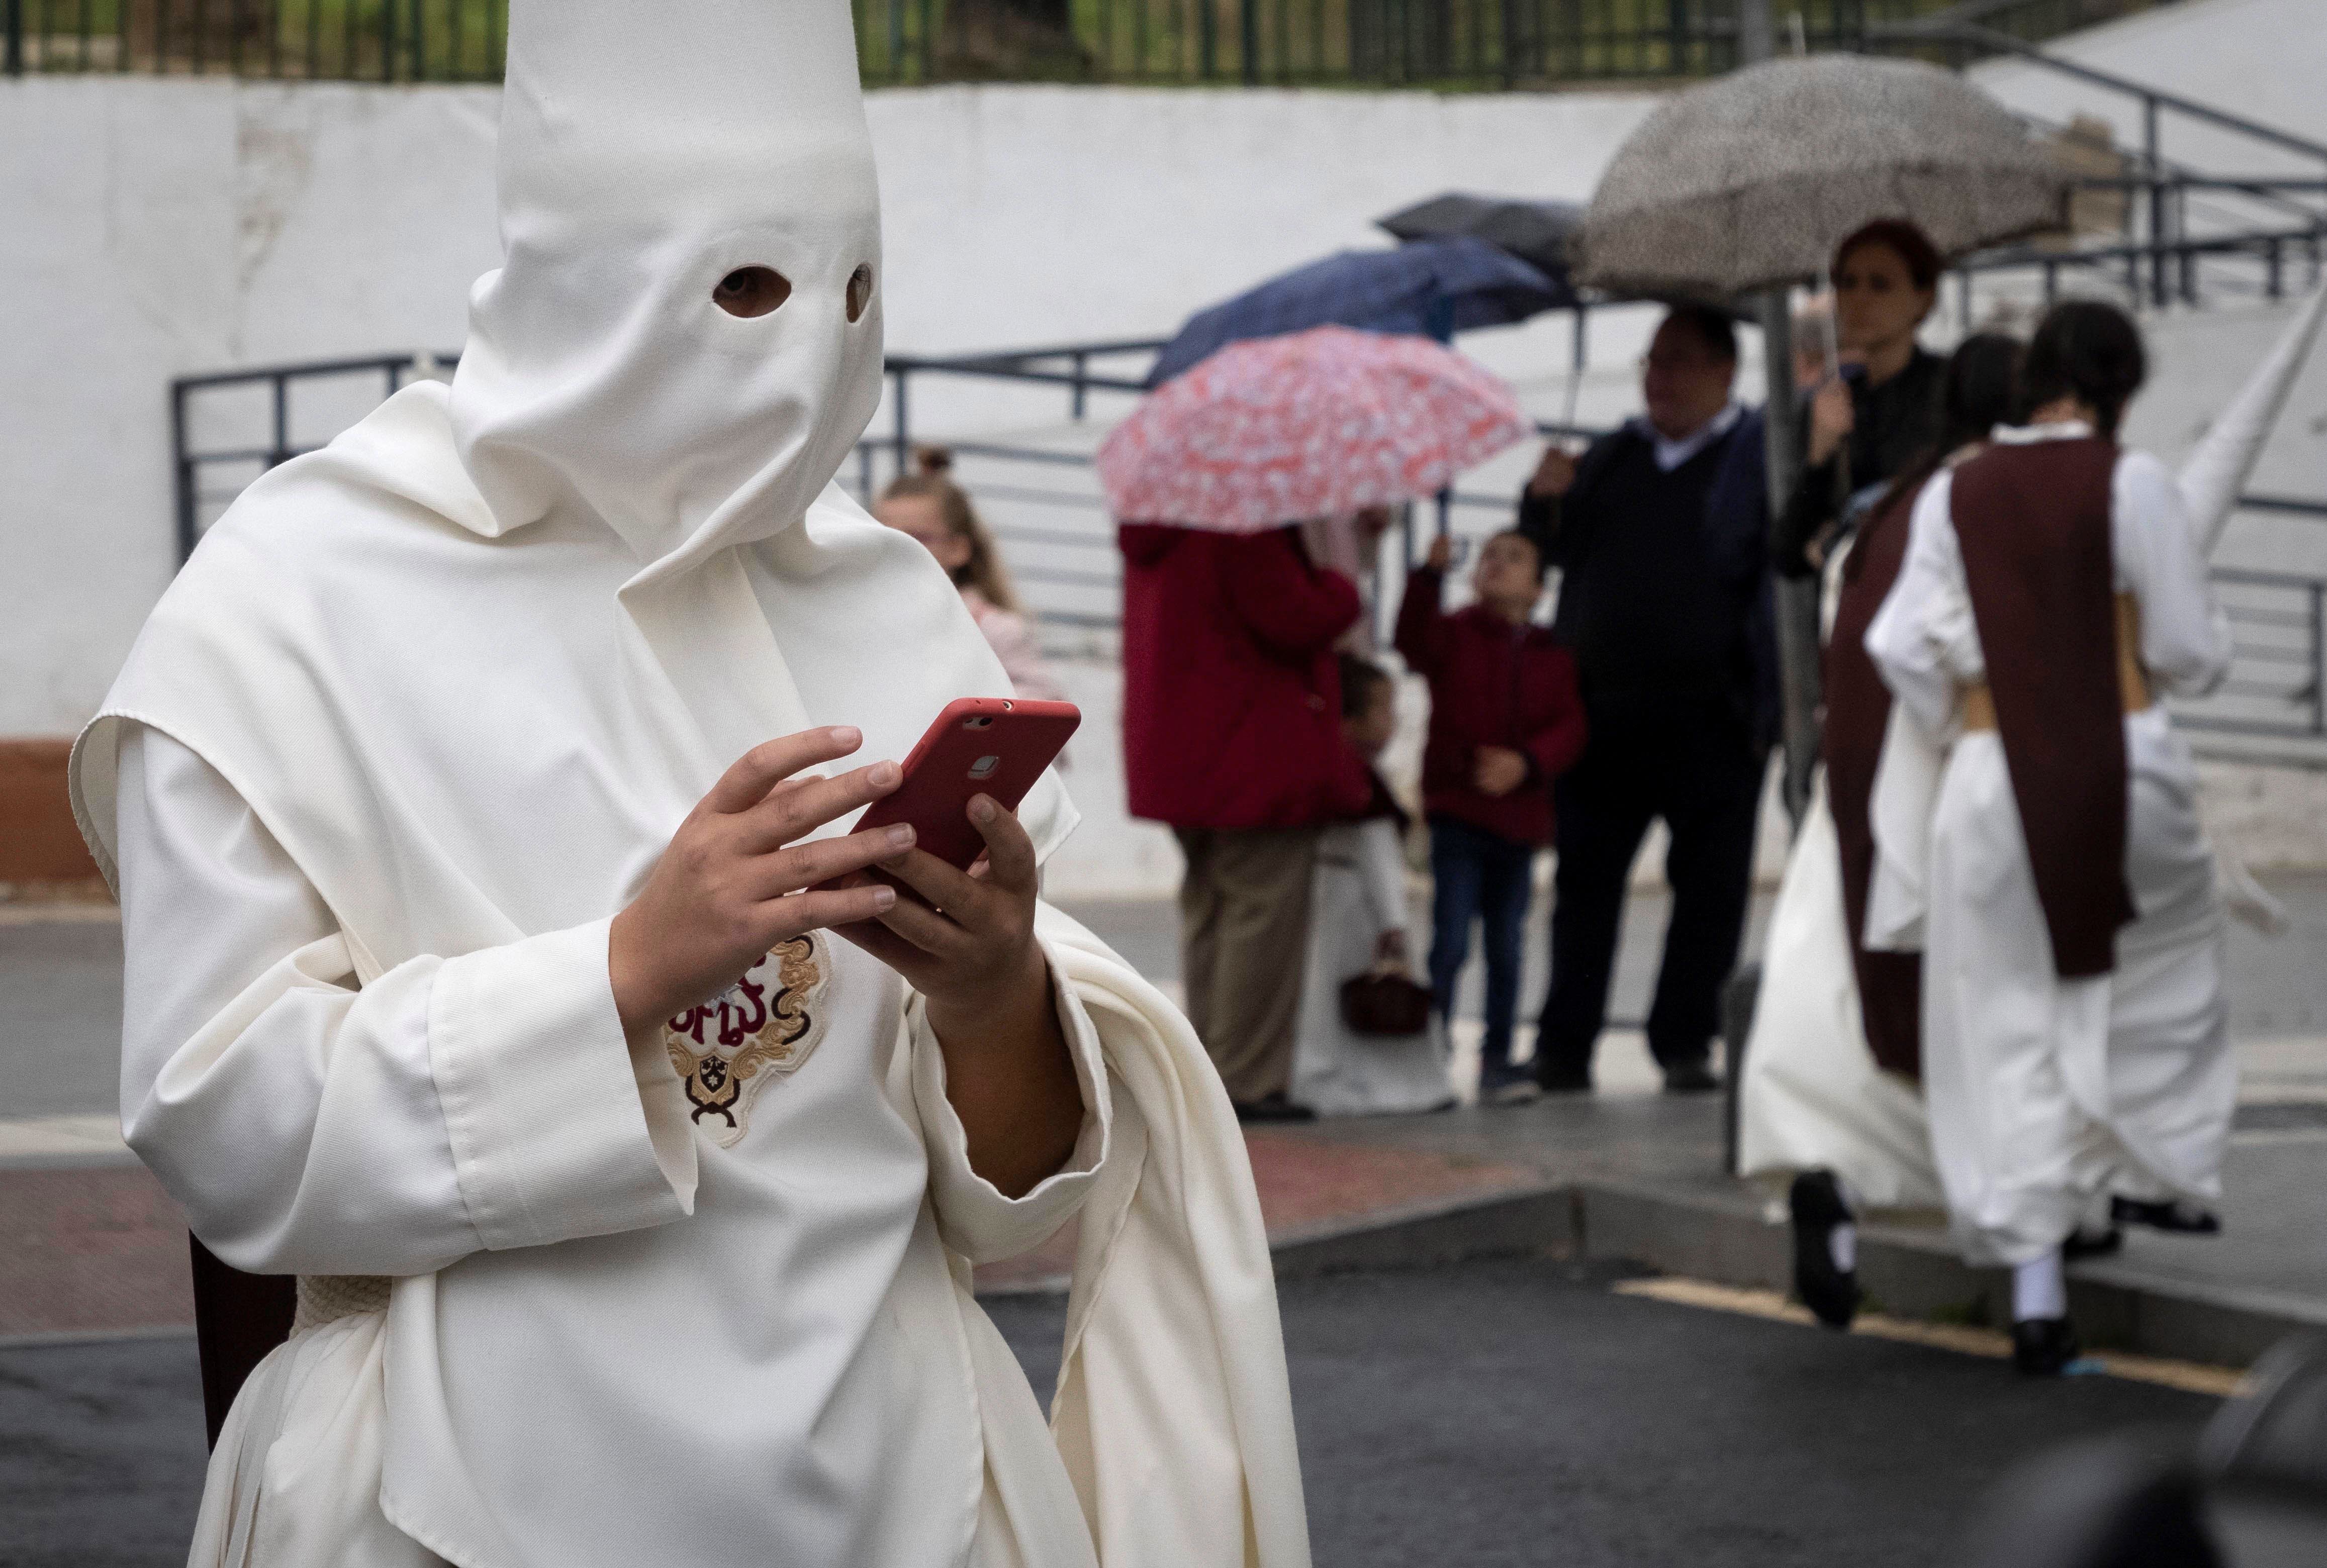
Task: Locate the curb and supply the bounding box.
[1260,1175,2327,1369]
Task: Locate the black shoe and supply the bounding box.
[1789,1170,1860,1330]
[1533,1065,1593,1094]
[2063,1224,2124,1262]
[1478,1061,1544,1106]
[1233,1093,1316,1125]
[2111,1197,2221,1234]
[1662,1060,1721,1095]
[2012,1316,2082,1377]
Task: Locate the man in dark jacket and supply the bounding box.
[1397,529,1586,1103]
[1120,522,1369,1121]
[1518,305,1771,1094]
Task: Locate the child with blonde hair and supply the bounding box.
[877,448,1069,704]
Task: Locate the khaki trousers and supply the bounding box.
[1174,825,1321,1105]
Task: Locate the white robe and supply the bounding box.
[74,388,1310,1568]
[1863,426,2237,1266]
[1289,818,1451,1117]
[1735,780,1942,1210]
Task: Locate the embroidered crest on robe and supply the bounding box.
[662,935,829,1143]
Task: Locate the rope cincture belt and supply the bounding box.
[1961,593,2153,732]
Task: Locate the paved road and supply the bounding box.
[3,1259,2212,1568]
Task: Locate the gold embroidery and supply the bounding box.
[661,934,828,1146]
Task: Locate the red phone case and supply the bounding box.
[855,698,1080,870]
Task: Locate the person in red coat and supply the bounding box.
[1120,522,1370,1121]
[1396,530,1587,1104]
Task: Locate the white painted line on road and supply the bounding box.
[1613,1276,2247,1399]
[0,902,119,926]
[0,1113,129,1160]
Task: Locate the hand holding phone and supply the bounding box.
[851,698,1079,872]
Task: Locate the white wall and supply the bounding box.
[0,74,1665,741]
[0,74,1670,896]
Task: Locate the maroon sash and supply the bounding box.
[190,1238,295,1449]
[1949,438,2138,979]
[1825,480,1925,1078]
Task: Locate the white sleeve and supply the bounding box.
[1355,819,1414,941]
[116,724,695,1279]
[1865,471,1979,736]
[2116,450,2232,697]
[908,927,1111,1265]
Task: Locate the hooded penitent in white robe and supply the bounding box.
[69,4,1309,1564]
[1861,426,2236,1267]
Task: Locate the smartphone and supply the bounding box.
[855,697,1080,871]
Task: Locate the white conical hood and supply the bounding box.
[448,0,883,577]
[2180,282,2327,557]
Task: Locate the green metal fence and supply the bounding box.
[0,0,2184,87]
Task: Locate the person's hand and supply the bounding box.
[838,797,1082,1198]
[609,727,907,1037]
[1473,745,1530,798]
[1807,365,1858,467]
[1373,929,1409,971]
[834,795,1048,1035]
[1425,533,1454,573]
[1526,445,1578,499]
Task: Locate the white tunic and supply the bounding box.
[1289,819,1451,1117]
[1864,425,2237,1266]
[117,725,1122,1568]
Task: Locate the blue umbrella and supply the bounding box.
[1144,235,1570,388]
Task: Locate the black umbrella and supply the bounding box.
[1376,192,1587,300]
[1144,236,1565,388]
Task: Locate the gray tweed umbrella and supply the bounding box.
[1577,54,2072,299]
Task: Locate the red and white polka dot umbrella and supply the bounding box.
[1097,325,1532,532]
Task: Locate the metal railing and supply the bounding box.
[1,0,2182,87]
[169,335,2327,753]
[1875,20,2327,313]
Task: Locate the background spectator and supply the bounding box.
[1120,521,1369,1121]
[1518,306,1767,1095]
[1288,655,1453,1117]
[877,447,1070,704]
[1774,220,1946,576]
[1395,529,1586,1104]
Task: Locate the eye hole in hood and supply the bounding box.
[714,266,791,318]
[847,264,874,324]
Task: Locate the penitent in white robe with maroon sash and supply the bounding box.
[1864,423,2236,1267]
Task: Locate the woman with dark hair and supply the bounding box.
[1740,333,2023,1331]
[1774,220,1948,576]
[1867,299,2235,1376]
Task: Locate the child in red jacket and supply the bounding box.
[1395,531,1587,1104]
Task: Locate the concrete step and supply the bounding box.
[1264,1173,2327,1371]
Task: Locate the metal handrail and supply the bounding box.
[1874,20,2327,165]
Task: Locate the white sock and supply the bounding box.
[2012,1251,2068,1322]
[1829,1222,1858,1275]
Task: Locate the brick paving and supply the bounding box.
[0,1164,193,1338]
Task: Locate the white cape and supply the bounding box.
[1736,780,1941,1210]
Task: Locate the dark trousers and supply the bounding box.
[1174,825,1320,1104]
[1427,817,1537,1070]
[1537,703,1765,1081]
